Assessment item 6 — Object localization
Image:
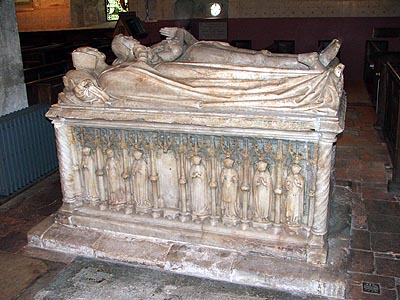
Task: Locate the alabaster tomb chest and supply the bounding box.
[39,30,346,270]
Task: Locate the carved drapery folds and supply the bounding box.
[64,126,323,235]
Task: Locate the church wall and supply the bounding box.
[227,17,400,80]
[70,0,106,28]
[132,0,400,20]
[16,0,71,31]
[16,0,400,32]
[1,1,27,116]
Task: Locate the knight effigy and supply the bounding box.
[41,27,346,270]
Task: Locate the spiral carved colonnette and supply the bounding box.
[54,123,76,203]
[311,141,333,236]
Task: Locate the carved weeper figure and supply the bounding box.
[82,147,99,205]
[285,164,305,225]
[220,158,239,219]
[189,155,210,220]
[105,149,125,209]
[252,161,273,222]
[131,150,151,213]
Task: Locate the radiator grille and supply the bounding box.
[0,104,58,197]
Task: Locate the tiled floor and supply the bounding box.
[0,174,62,254]
[0,80,399,299]
[336,81,400,299]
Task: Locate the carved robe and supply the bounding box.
[285,171,305,225]
[132,156,150,209]
[189,162,209,217]
[220,167,239,218]
[105,152,125,206]
[82,150,99,202]
[253,169,273,221]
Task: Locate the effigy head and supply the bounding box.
[256,161,268,172]
[291,164,302,174]
[223,158,234,168]
[132,150,143,160]
[72,47,106,72]
[106,149,115,157]
[192,155,202,165]
[112,34,140,62]
[82,147,91,156]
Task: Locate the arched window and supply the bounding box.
[106,0,129,21]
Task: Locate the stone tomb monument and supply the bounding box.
[30,28,347,297]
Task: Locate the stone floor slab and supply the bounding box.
[33,256,329,300]
[375,257,400,277]
[368,215,400,233]
[349,250,374,273]
[349,273,396,289]
[347,283,397,300]
[371,232,400,254]
[350,229,371,251]
[0,251,48,300]
[27,220,347,299]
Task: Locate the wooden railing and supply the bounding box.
[377,62,400,192]
[364,40,388,104]
[364,40,400,105]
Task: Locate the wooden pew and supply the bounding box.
[21,39,113,106]
[26,74,64,106]
[373,28,400,38]
[19,31,115,107]
[363,40,400,105]
[377,63,400,192]
[230,40,252,49]
[23,60,72,83]
[21,43,73,66]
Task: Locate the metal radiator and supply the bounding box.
[0,104,58,197]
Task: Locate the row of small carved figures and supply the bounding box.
[71,127,319,164]
[75,144,313,227]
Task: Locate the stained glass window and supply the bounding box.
[106,0,129,21]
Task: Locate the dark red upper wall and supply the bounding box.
[227,17,400,80]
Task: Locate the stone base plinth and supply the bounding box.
[28,198,349,299]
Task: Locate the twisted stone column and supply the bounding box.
[312,138,335,236]
[308,134,336,264]
[53,121,77,204]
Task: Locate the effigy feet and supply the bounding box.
[319,39,341,67]
[297,39,341,70]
